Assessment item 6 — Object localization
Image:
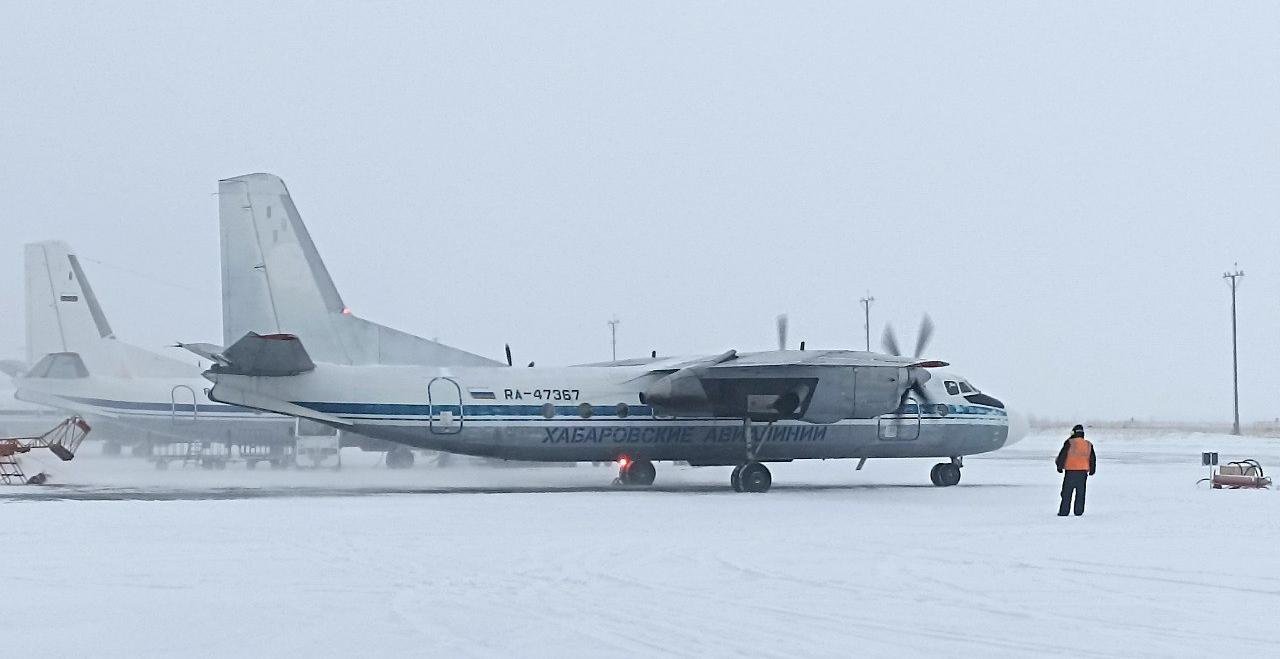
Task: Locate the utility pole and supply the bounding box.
[1223,266,1244,435]
[607,317,620,362]
[859,292,875,351]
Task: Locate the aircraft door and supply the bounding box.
[877,397,921,441]
[170,385,198,423]
[428,377,464,435]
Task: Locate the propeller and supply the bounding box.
[776,314,788,351]
[504,344,513,367]
[881,314,934,359]
[881,315,940,419]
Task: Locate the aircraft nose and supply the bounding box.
[1004,407,1029,446]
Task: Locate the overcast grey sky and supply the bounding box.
[1,2,1277,422]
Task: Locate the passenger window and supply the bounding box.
[944,381,960,395]
[958,382,973,394]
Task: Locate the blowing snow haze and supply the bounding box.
[1,2,1277,423]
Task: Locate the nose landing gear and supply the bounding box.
[930,458,962,486]
[731,462,772,493]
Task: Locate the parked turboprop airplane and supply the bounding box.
[184,173,1027,492]
[12,241,304,465]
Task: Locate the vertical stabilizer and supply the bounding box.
[25,241,114,364]
[219,173,499,366]
[23,241,194,378]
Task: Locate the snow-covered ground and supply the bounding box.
[3,430,1278,657]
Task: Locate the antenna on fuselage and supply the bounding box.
[504,344,513,367]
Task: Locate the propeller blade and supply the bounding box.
[882,325,902,357]
[504,344,513,367]
[913,315,934,358]
[910,381,934,408]
[776,314,788,351]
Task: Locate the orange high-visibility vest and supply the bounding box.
[1064,437,1093,471]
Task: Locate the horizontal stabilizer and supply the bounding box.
[176,342,230,367]
[208,332,315,377]
[0,360,29,378]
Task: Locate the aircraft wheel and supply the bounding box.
[730,464,743,492]
[738,462,771,493]
[929,464,943,486]
[627,459,656,486]
[936,463,961,487]
[386,447,415,469]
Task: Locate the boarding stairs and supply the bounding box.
[0,417,92,484]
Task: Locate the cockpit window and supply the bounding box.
[944,381,960,395]
[27,352,89,379]
[958,382,973,394]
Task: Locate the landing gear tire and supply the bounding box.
[932,462,961,487]
[730,465,743,492]
[737,462,772,493]
[386,447,415,469]
[618,459,656,486]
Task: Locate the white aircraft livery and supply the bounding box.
[185,173,1027,491]
[13,241,299,457]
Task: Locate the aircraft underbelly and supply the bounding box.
[84,409,295,445]
[346,419,1009,463]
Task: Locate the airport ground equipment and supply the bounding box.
[1213,459,1270,489]
[1199,453,1271,489]
[0,416,91,484]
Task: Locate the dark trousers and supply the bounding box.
[1059,471,1088,516]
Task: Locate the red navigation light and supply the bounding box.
[341,307,352,315]
[617,456,630,467]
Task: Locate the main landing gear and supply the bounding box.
[731,462,771,493]
[614,458,656,486]
[930,458,962,487]
[385,446,415,469]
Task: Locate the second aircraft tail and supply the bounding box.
[24,241,194,378]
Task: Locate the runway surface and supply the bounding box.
[3,429,1278,657]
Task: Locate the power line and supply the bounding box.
[76,256,208,296]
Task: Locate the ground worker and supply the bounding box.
[1055,424,1096,516]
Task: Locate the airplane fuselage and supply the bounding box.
[210,361,1020,466]
[15,373,297,447]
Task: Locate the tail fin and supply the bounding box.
[24,241,192,378]
[218,173,500,367]
[25,241,115,364]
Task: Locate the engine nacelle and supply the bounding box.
[644,361,922,424]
